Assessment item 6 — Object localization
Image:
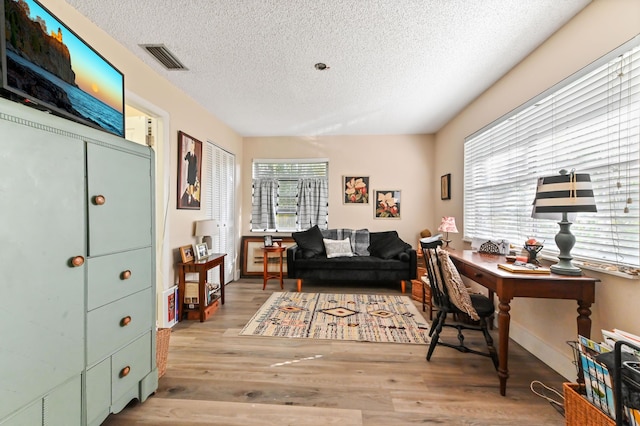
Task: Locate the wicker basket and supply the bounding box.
[563,383,615,426]
[156,328,171,378]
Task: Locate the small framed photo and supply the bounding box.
[263,235,273,247]
[441,174,451,200]
[179,245,195,263]
[374,190,401,219]
[343,176,369,204]
[195,243,208,260]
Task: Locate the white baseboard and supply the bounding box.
[508,319,576,381]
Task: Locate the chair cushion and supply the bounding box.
[436,247,480,321]
[292,225,325,259]
[323,238,354,258]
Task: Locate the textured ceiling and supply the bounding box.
[64,0,591,137]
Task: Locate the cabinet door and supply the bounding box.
[87,143,152,256]
[0,121,85,421]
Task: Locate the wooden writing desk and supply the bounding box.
[447,249,598,396]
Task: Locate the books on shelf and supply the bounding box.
[497,263,550,274]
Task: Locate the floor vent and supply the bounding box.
[140,44,188,70]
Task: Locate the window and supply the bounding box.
[464,37,640,271]
[251,159,328,232]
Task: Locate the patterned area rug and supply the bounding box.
[240,292,430,344]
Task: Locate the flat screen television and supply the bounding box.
[0,0,124,137]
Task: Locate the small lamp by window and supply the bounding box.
[532,169,597,276]
[194,219,219,250]
[437,216,458,248]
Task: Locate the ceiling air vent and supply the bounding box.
[140,44,188,70]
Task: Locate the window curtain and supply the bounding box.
[251,178,278,231]
[296,178,328,230]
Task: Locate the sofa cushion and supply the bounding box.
[323,238,354,258]
[294,255,408,271]
[368,232,411,260]
[292,225,325,258]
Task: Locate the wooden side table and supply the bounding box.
[262,245,286,290]
[177,253,226,322]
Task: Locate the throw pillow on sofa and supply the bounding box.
[292,225,326,258]
[323,238,354,258]
[368,231,411,260]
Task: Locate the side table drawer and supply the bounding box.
[112,332,152,401]
[87,248,152,310]
[87,289,152,365]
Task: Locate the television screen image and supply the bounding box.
[1,0,124,136]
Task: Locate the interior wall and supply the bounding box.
[433,0,640,379]
[242,135,435,246]
[41,1,244,292]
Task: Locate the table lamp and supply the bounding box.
[532,169,597,276]
[438,216,458,248]
[194,219,219,250]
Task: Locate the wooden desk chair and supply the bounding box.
[420,240,498,369]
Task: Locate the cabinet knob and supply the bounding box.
[119,366,131,378]
[120,316,132,327]
[94,195,106,205]
[121,270,132,280]
[70,256,85,267]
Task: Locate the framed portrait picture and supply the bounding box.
[263,235,273,247]
[179,245,195,263]
[374,190,401,219]
[441,174,451,200]
[177,131,203,210]
[343,176,369,204]
[195,243,208,260]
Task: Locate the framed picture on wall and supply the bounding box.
[343,176,369,204]
[374,190,401,219]
[177,131,203,210]
[441,174,451,200]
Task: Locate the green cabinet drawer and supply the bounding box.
[0,400,40,426]
[111,332,152,402]
[86,359,111,426]
[87,248,152,310]
[87,290,153,365]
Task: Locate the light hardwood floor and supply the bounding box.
[103,279,568,425]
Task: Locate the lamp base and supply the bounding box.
[202,236,212,251]
[550,263,583,276]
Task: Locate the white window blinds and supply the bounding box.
[251,159,329,232]
[464,37,640,270]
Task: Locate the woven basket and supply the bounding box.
[563,383,615,426]
[156,328,171,378]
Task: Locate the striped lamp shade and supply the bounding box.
[532,170,597,215]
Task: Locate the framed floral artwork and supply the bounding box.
[374,190,401,219]
[343,176,369,204]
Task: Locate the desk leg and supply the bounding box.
[262,251,268,290]
[279,251,284,289]
[576,301,592,384]
[219,260,225,305]
[178,265,185,322]
[199,269,206,322]
[497,297,512,396]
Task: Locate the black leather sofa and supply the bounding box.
[286,226,417,292]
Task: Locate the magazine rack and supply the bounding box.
[614,340,640,425]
